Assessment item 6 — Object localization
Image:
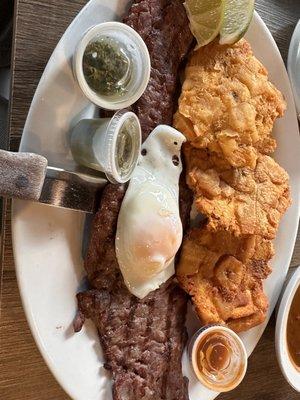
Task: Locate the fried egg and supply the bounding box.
[115,125,186,298]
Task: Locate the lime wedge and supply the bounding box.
[184,0,225,48]
[219,0,254,45]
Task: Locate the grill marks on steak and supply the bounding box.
[124,0,194,141]
[76,0,194,398]
[84,184,126,289]
[76,185,190,399]
[76,283,189,400]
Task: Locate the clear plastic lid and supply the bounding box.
[73,22,151,110]
[70,111,141,184]
[101,110,141,183]
[189,325,247,392]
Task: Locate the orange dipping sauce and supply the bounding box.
[190,326,247,392]
[287,285,300,370]
[196,332,231,376]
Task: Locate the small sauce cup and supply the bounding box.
[73,22,151,110]
[70,110,141,183]
[188,325,247,392]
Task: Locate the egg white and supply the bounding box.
[115,125,186,298]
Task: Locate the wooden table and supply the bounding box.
[1,1,300,399]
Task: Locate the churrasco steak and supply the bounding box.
[76,282,189,400]
[75,1,194,399]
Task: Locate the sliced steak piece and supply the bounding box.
[76,183,190,400]
[84,184,126,289]
[76,282,189,400]
[124,0,195,141]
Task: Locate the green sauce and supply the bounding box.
[82,36,131,96]
[116,118,135,176]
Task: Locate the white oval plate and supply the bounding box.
[12,1,300,399]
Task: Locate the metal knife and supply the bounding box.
[0,149,107,213]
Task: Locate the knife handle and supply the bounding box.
[0,149,48,201]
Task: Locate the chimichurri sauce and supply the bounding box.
[83,36,131,96]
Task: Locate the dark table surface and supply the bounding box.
[1,1,300,399]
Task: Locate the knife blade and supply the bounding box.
[0,149,107,213]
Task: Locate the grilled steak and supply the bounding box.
[84,0,194,288]
[75,183,191,400]
[83,184,127,290]
[75,0,194,399]
[124,0,195,141]
[76,282,189,400]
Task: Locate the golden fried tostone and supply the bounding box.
[174,39,286,169]
[185,144,291,240]
[177,227,274,332]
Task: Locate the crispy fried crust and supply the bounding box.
[184,144,291,239]
[174,39,286,169]
[173,38,291,334]
[177,227,274,332]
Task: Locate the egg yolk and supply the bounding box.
[131,220,180,278]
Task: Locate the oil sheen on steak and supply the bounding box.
[124,0,195,141]
[75,1,194,399]
[76,282,188,400]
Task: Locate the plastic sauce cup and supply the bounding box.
[73,22,151,110]
[70,110,141,183]
[188,325,247,392]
